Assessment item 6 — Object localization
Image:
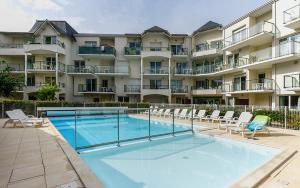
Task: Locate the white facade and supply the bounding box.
[1,0,300,107]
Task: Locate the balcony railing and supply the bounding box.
[143,67,169,75]
[143,85,169,89]
[0,43,23,48]
[27,61,65,72]
[283,4,300,24]
[171,86,188,93]
[0,64,24,72]
[174,68,193,75]
[171,48,189,56]
[224,21,274,48]
[124,47,141,55]
[195,42,223,52]
[78,46,116,56]
[67,65,94,74]
[26,82,65,89]
[124,85,141,93]
[142,47,170,51]
[27,39,65,48]
[284,74,300,89]
[222,79,273,92]
[278,41,300,57]
[94,65,129,74]
[78,84,115,93]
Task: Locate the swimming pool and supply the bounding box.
[50,115,192,149]
[50,115,280,188]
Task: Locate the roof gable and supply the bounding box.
[193,21,222,35]
[143,26,170,35]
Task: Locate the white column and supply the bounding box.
[140,58,143,102]
[24,53,27,86]
[288,95,291,108]
[55,53,59,85]
[168,58,171,89]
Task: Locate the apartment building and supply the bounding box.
[0,0,300,107]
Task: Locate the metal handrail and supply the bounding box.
[124,85,141,92]
[143,85,169,89]
[0,43,23,48]
[78,84,115,93]
[283,4,300,24]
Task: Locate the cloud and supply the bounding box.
[0,0,36,31]
[64,17,85,27]
[18,0,63,11]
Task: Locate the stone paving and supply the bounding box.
[1,115,300,188]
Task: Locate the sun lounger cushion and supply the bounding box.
[246,115,270,131]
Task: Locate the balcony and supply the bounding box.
[283,4,300,29]
[0,43,24,55]
[171,47,189,58]
[27,61,65,73]
[223,79,274,94]
[173,68,194,76]
[124,85,141,94]
[143,67,169,76]
[242,41,300,69]
[78,84,115,94]
[142,85,171,96]
[124,47,141,59]
[223,21,275,51]
[193,42,223,58]
[94,65,130,76]
[171,86,188,95]
[191,86,222,96]
[141,47,171,58]
[25,82,65,93]
[284,74,300,91]
[0,64,24,73]
[24,40,65,55]
[78,46,116,59]
[67,65,94,75]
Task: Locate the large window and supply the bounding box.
[84,41,97,47]
[44,36,57,44]
[86,79,97,92]
[27,75,35,86]
[45,76,55,85]
[196,80,209,89]
[129,42,141,48]
[279,96,300,107]
[171,80,182,88]
[150,80,162,89]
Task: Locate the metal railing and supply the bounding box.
[27,61,65,71]
[284,74,300,88]
[174,68,193,75]
[278,41,300,57]
[27,39,65,48]
[94,65,129,74]
[194,41,223,52]
[171,47,188,55]
[191,86,222,91]
[283,4,300,24]
[142,47,170,51]
[124,85,141,93]
[222,79,274,92]
[78,84,115,93]
[0,64,25,72]
[143,85,169,89]
[78,46,116,56]
[171,86,188,93]
[0,43,23,48]
[143,67,169,74]
[26,82,65,88]
[67,65,94,73]
[124,47,141,55]
[224,21,274,48]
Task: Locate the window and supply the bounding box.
[150,42,162,51]
[232,26,247,43]
[171,80,183,88]
[196,43,208,51]
[93,98,100,102]
[46,57,56,70]
[27,75,35,86]
[171,45,183,55]
[44,36,57,44]
[196,80,209,89]
[86,79,97,92]
[150,62,161,73]
[279,96,300,107]
[210,40,223,49]
[84,41,97,47]
[150,80,162,89]
[233,76,246,91]
[74,60,85,68]
[176,62,188,74]
[118,96,129,102]
[211,80,223,89]
[129,42,141,48]
[45,77,55,85]
[102,80,108,87]
[258,73,265,83]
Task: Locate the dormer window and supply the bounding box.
[85,41,97,47]
[44,36,57,44]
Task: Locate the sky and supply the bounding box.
[0,0,269,34]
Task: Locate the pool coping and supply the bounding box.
[47,116,298,188]
[47,119,105,188]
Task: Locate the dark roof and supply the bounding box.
[29,20,78,37]
[193,21,222,35]
[143,26,169,35]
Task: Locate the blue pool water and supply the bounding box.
[50,115,191,148]
[50,115,280,188]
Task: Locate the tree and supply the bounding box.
[0,67,23,97]
[36,84,59,101]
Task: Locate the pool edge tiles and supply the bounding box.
[79,133,281,188]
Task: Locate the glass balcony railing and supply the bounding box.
[67,65,94,73]
[222,79,273,92]
[94,65,129,74]
[171,48,189,56]
[27,61,65,72]
[284,74,300,89]
[0,43,23,48]
[78,84,115,93]
[171,86,188,93]
[0,64,24,72]
[27,39,65,48]
[78,46,116,56]
[195,42,223,52]
[144,67,169,74]
[174,68,193,75]
[124,85,141,93]
[142,47,170,51]
[283,4,300,24]
[224,21,275,48]
[143,85,169,89]
[124,47,141,55]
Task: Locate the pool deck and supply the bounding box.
[0,116,300,188]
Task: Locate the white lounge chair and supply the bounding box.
[155,109,165,116]
[13,109,41,121]
[3,111,43,128]
[219,112,252,132]
[185,109,197,119]
[163,109,171,117]
[178,109,188,119]
[143,106,154,114]
[201,110,220,122]
[194,110,206,121]
[173,109,181,117]
[150,108,158,115]
[216,111,234,123]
